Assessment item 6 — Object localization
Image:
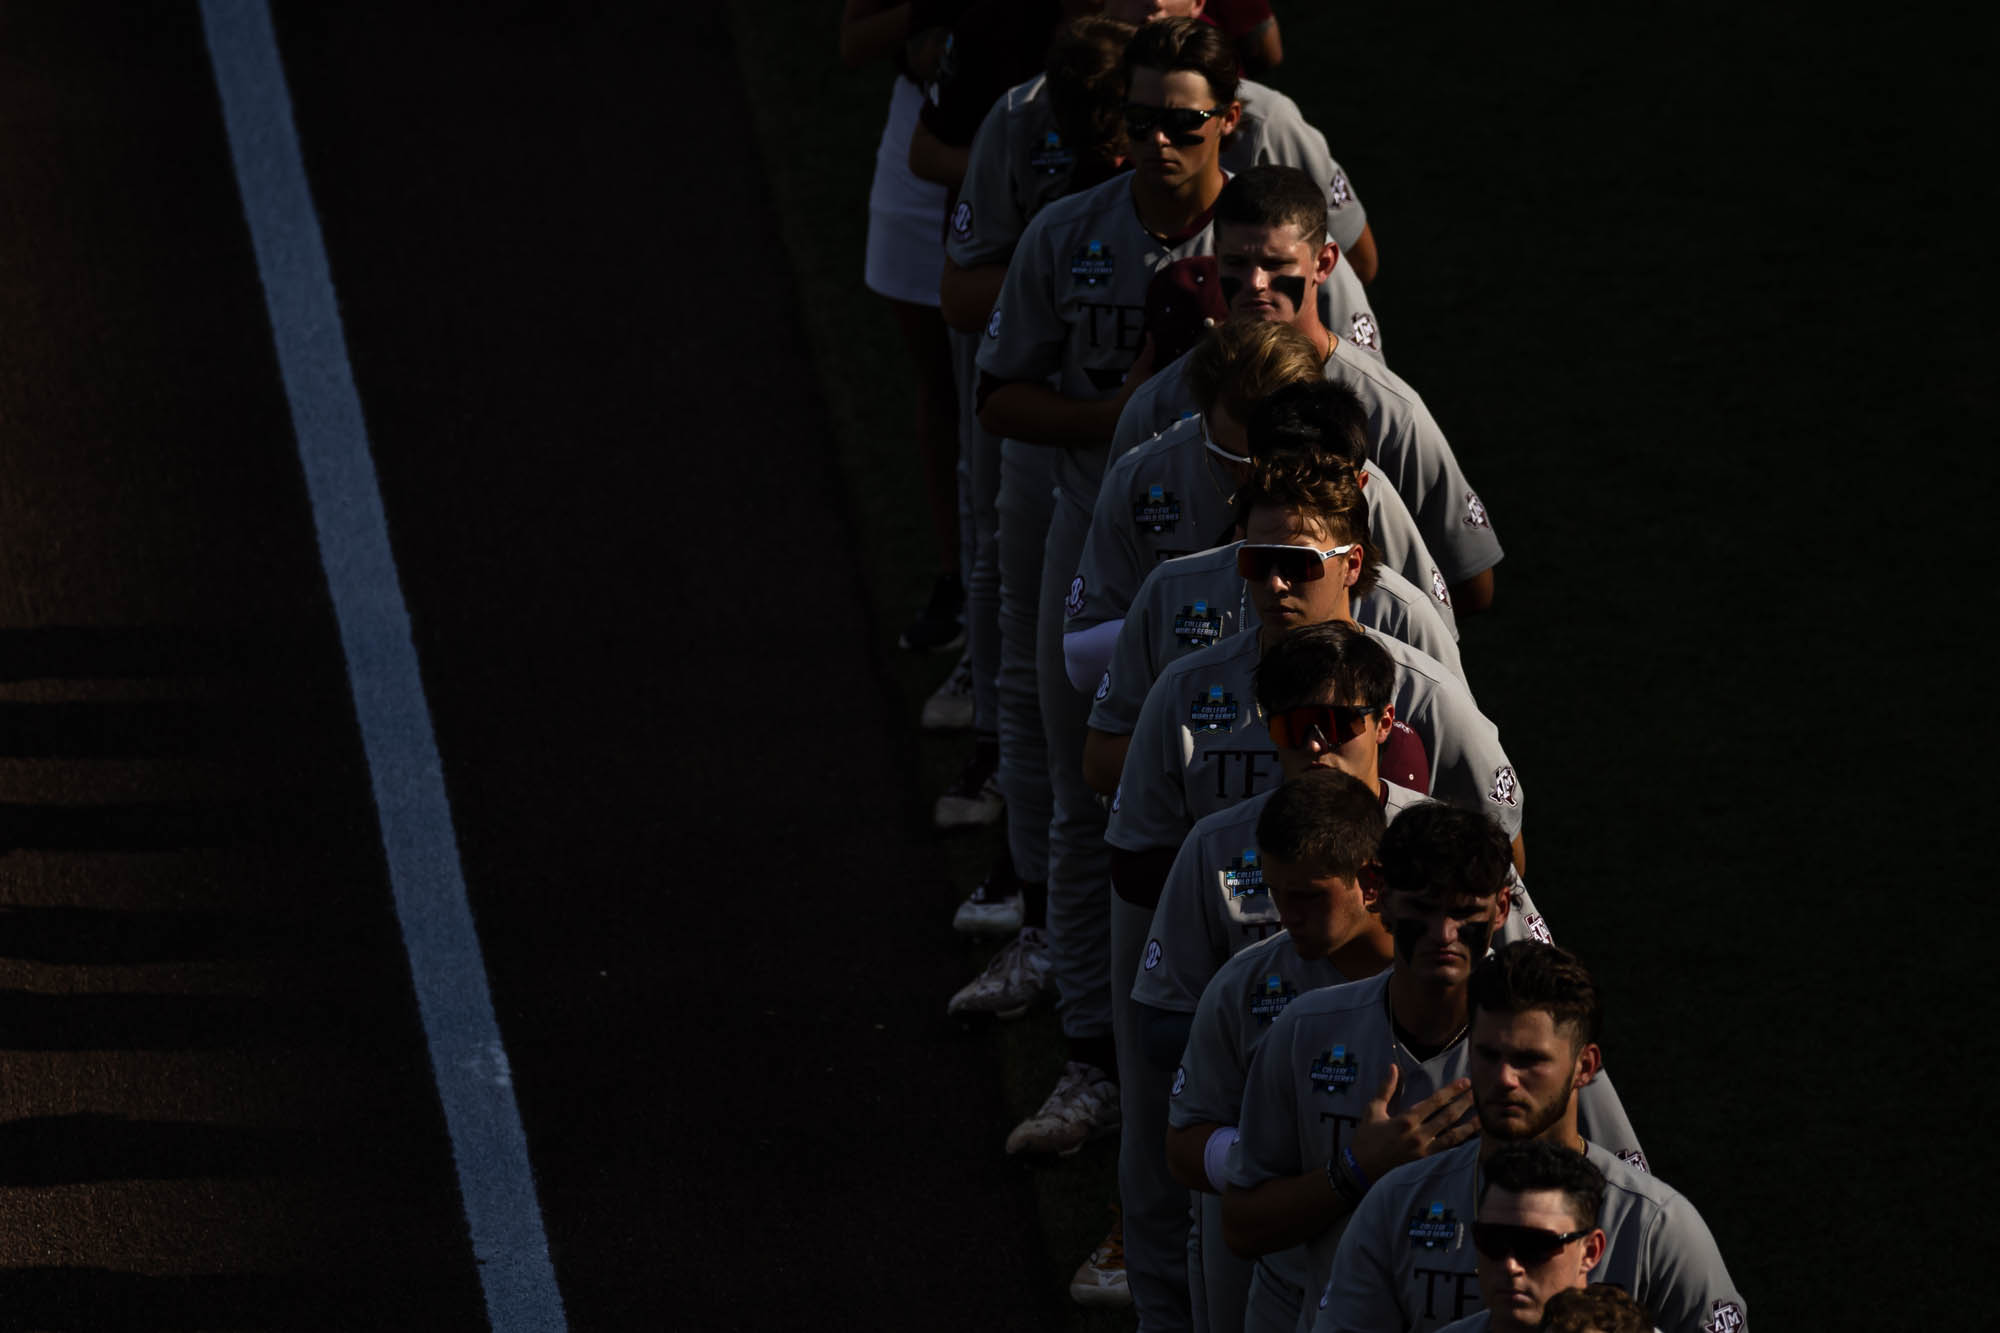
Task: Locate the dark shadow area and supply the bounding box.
[0,701,209,759]
[0,1270,477,1331]
[0,992,348,1051]
[0,907,298,965]
[0,802,240,853]
[0,1116,309,1186]
[0,627,278,682]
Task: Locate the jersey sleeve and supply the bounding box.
[1220,1003,1306,1191]
[975,210,1069,384]
[1131,830,1230,1014]
[1577,1070,1646,1176]
[1362,466,1460,641]
[1355,574,1466,689]
[1169,957,1254,1130]
[1069,461,1151,633]
[1088,588,1162,736]
[1407,674,1524,840]
[1639,1197,1748,1333]
[946,94,1025,268]
[1104,664,1195,853]
[1377,406,1505,589]
[1110,366,1173,456]
[1312,1177,1412,1333]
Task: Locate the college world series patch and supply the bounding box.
[1029,130,1072,176]
[1070,239,1115,286]
[1173,601,1222,648]
[1248,973,1295,1024]
[1189,685,1239,732]
[1406,1203,1462,1251]
[1132,483,1180,533]
[1220,849,1263,899]
[1309,1045,1360,1093]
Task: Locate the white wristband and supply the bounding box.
[1203,1125,1241,1194]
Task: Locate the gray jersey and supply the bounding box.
[1322,338,1503,588]
[1227,973,1642,1309]
[1169,878,1561,1329]
[1086,544,1464,740]
[1315,1141,1743,1333]
[977,172,1215,510]
[1228,79,1369,255]
[945,74,1076,270]
[1134,782,1424,1017]
[1089,408,1460,641]
[1105,625,1273,854]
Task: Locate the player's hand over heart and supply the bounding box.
[1345,1066,1476,1184]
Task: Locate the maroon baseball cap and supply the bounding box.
[1143,255,1229,368]
[1380,718,1430,794]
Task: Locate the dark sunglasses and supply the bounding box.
[1470,1222,1592,1266]
[1266,704,1375,750]
[1122,102,1225,143]
[1235,542,1356,584]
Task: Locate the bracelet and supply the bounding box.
[1325,1150,1364,1207]
[1341,1146,1370,1191]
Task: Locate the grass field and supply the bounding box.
[725,5,1996,1325]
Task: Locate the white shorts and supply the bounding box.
[864,78,948,306]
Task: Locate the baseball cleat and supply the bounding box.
[899,572,965,654]
[1004,1060,1118,1156]
[947,927,1051,1021]
[920,653,975,731]
[1068,1212,1132,1308]
[950,869,1023,935]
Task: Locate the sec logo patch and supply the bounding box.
[1170,1066,1186,1097]
[1094,670,1111,702]
[985,307,1002,339]
[1142,939,1163,970]
[1064,575,1086,618]
[950,200,973,239]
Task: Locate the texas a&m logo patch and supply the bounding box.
[1308,1045,1359,1093]
[1488,765,1519,807]
[1464,491,1491,529]
[1349,311,1379,349]
[1702,1301,1744,1333]
[950,200,973,239]
[1431,568,1453,607]
[1618,1148,1651,1174]
[1329,169,1352,208]
[1189,685,1239,733]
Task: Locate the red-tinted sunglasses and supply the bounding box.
[1235,542,1357,584]
[1266,703,1376,750]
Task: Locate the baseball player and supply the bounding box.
[1063,326,1458,704]
[1221,809,1642,1329]
[1430,1142,1614,1333]
[1314,943,1739,1333]
[1097,466,1519,868]
[1107,165,1501,613]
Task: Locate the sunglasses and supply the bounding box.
[1470,1223,1593,1266]
[1235,542,1357,584]
[1122,103,1225,144]
[1266,703,1376,750]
